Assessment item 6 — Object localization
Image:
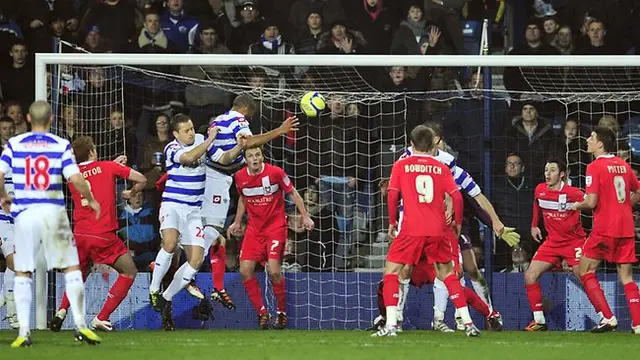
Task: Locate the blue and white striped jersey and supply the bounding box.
[403,146,481,197]
[162,134,207,208]
[206,110,253,167]
[0,169,13,223]
[0,132,80,217]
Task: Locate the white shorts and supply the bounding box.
[159,203,212,250]
[202,166,233,228]
[13,205,79,272]
[0,220,14,257]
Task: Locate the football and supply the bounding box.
[300,91,325,117]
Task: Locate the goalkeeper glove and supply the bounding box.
[498,227,521,247]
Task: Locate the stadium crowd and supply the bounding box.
[0,0,640,276]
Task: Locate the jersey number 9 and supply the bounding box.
[415,175,434,204]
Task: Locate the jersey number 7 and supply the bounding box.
[24,156,51,190]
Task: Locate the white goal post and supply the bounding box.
[31,53,640,330]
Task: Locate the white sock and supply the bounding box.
[162,263,198,301]
[433,278,449,314]
[433,306,445,321]
[533,310,546,324]
[65,270,87,329]
[386,306,398,327]
[471,278,493,312]
[13,276,32,337]
[3,268,14,296]
[150,249,173,293]
[397,278,410,321]
[457,306,473,325]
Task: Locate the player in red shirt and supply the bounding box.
[573,127,640,334]
[227,146,313,330]
[375,125,479,337]
[525,158,586,331]
[48,136,147,332]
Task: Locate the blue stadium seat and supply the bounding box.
[462,21,481,56]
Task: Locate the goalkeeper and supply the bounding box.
[382,122,520,331]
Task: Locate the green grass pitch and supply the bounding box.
[1,330,637,360]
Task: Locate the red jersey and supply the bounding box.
[69,160,131,234]
[387,154,462,237]
[532,182,586,243]
[234,163,293,232]
[585,154,640,237]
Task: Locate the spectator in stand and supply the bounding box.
[118,191,160,271]
[294,11,324,54]
[181,21,232,129]
[552,118,588,187]
[136,114,171,207]
[503,20,559,95]
[353,0,393,55]
[391,4,436,55]
[0,40,34,113]
[378,66,417,92]
[229,1,263,53]
[317,21,367,54]
[0,116,15,147]
[101,109,135,162]
[60,103,83,142]
[575,19,621,54]
[160,0,199,53]
[248,19,294,54]
[22,0,77,54]
[0,6,23,67]
[541,16,559,44]
[288,0,346,34]
[422,0,465,55]
[491,153,534,271]
[133,9,178,53]
[82,25,112,53]
[494,103,556,178]
[80,0,137,52]
[550,25,573,55]
[50,12,76,43]
[3,100,28,135]
[597,114,630,160]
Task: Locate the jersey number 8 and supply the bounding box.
[613,175,626,203]
[415,175,434,204]
[24,156,51,190]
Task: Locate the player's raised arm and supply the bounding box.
[214,135,249,165]
[120,167,147,199]
[227,194,247,238]
[242,115,299,149]
[176,124,219,165]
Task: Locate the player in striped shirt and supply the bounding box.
[0,101,101,347]
[201,94,298,308]
[0,160,17,329]
[392,123,517,332]
[149,114,245,330]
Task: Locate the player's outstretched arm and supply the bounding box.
[122,169,148,199]
[216,135,248,165]
[242,116,299,149]
[573,194,598,211]
[227,194,247,238]
[288,187,314,231]
[68,173,101,219]
[179,127,219,164]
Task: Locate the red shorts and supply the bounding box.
[75,232,128,270]
[532,238,585,267]
[411,253,462,288]
[386,235,426,266]
[582,232,637,264]
[240,226,287,263]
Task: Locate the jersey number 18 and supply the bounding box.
[24,156,51,190]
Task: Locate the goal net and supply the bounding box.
[27,50,640,331]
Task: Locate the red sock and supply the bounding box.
[59,270,89,311]
[209,244,226,291]
[623,282,640,327]
[443,274,467,310]
[581,272,614,319]
[272,277,287,313]
[382,274,399,307]
[464,286,490,317]
[243,277,266,315]
[525,283,543,312]
[97,275,135,321]
[377,281,386,316]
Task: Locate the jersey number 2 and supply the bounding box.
[415,175,434,204]
[614,175,626,203]
[24,156,51,190]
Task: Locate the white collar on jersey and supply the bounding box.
[79,160,95,166]
[596,154,615,159]
[247,163,265,176]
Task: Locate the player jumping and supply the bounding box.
[572,127,640,334]
[0,101,101,347]
[203,95,299,310]
[48,136,148,332]
[227,146,313,329]
[375,124,479,337]
[525,158,586,331]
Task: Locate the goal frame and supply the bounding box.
[32,53,640,329]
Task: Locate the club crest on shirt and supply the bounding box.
[586,176,592,187]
